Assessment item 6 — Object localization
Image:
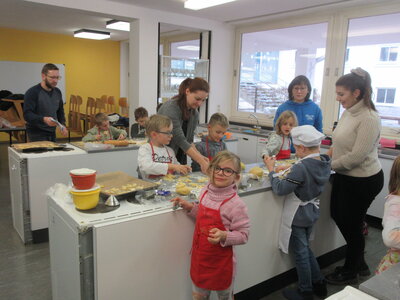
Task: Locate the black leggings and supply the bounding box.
[330,170,384,271]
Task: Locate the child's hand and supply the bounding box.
[275,164,291,172]
[174,164,192,175]
[264,156,276,172]
[118,133,126,140]
[389,230,400,244]
[170,197,193,211]
[207,228,227,245]
[95,134,102,141]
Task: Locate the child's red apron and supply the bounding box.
[190,190,235,290]
[276,135,291,160]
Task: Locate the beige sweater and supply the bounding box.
[332,100,381,177]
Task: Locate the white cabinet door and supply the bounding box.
[8,153,25,242]
[367,157,393,219]
[256,137,268,163]
[235,133,258,164]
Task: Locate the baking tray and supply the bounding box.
[97,171,159,198]
[13,141,67,152]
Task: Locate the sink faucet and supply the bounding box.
[249,113,261,129]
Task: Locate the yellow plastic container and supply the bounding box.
[70,185,100,210]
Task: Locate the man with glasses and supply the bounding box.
[24,63,68,142]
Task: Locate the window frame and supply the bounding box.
[231,2,400,139]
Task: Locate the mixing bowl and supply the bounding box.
[70,185,100,210]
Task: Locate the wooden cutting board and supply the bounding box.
[12,141,62,150]
[97,171,159,196]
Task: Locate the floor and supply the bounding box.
[0,142,387,300]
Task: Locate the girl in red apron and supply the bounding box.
[137,115,191,179]
[261,110,298,162]
[171,151,250,300]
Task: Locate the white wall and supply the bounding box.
[27,0,235,120]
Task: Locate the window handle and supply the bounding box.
[334,68,339,76]
[325,67,330,76]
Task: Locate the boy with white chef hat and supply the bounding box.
[265,125,331,300]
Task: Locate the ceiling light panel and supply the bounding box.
[74,29,110,40]
[106,20,130,31]
[184,0,237,10]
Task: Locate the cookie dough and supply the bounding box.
[249,166,263,177]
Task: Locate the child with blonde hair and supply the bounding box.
[171,151,250,300]
[376,155,400,274]
[138,114,191,179]
[82,112,126,142]
[262,110,297,162]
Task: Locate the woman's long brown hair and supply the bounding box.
[389,155,400,195]
[172,77,209,120]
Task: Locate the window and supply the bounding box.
[376,88,396,104]
[342,13,400,128]
[380,47,398,62]
[237,23,328,115]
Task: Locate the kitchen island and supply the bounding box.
[48,171,345,300]
[8,142,142,243]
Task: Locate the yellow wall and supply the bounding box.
[0,27,120,141]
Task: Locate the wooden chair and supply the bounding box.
[95,97,106,114]
[67,95,76,129]
[0,98,26,143]
[118,97,129,117]
[107,96,116,114]
[84,97,96,133]
[67,95,84,139]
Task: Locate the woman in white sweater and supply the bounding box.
[326,68,384,285]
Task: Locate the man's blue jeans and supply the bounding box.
[289,225,324,292]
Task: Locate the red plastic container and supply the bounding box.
[69,168,96,190]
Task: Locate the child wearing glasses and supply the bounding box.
[264,125,330,300]
[82,112,126,142]
[192,113,229,172]
[171,151,250,300]
[138,114,191,179]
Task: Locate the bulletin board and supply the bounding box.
[0,61,66,103]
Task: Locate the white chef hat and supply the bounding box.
[291,125,325,147]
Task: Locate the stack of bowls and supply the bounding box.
[69,168,100,210]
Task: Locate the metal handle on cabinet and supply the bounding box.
[11,164,17,171]
[243,137,248,141]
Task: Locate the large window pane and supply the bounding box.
[343,13,400,128]
[238,23,328,114]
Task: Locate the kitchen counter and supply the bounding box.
[70,140,145,153]
[48,170,345,300]
[8,143,141,243]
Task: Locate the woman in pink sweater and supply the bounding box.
[171,151,250,300]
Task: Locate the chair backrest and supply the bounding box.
[107,96,116,113]
[69,95,76,112]
[95,97,106,113]
[118,97,129,117]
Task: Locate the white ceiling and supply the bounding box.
[0,0,383,41]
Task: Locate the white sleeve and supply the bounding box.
[261,133,282,157]
[382,198,400,249]
[138,144,169,177]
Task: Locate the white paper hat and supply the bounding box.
[291,125,325,147]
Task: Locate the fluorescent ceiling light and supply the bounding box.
[177,45,200,51]
[106,20,130,31]
[184,0,237,10]
[74,29,110,40]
